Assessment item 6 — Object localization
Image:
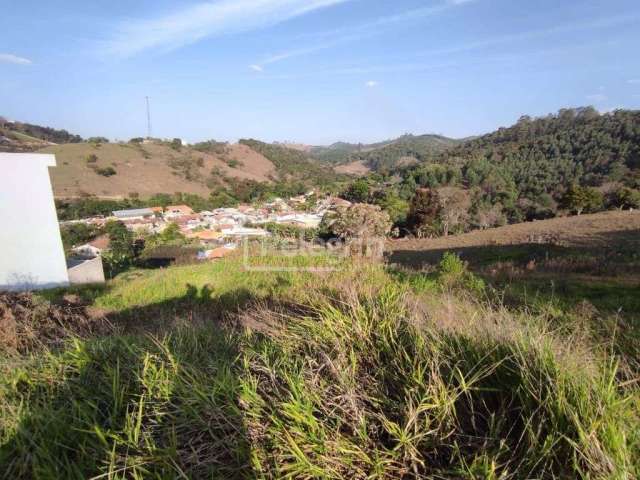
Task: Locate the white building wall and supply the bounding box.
[0,153,70,290]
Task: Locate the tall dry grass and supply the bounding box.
[0,255,638,479]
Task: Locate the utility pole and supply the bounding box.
[145,96,152,139]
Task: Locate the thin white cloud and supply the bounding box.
[415,14,638,59]
[586,93,608,103]
[103,0,353,58]
[249,64,263,72]
[0,53,32,65]
[365,80,379,87]
[251,0,475,69]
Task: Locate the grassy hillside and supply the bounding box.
[1,249,639,478]
[41,141,277,199]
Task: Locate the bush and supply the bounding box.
[95,166,116,177]
[85,154,98,164]
[170,138,182,151]
[321,203,391,241]
[437,251,485,293]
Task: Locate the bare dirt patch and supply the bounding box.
[0,293,112,355]
[334,159,371,175]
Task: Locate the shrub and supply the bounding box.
[85,154,98,164]
[225,158,241,168]
[437,251,485,293]
[170,138,182,151]
[95,166,116,177]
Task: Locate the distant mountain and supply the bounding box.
[310,134,459,173]
[309,138,398,164]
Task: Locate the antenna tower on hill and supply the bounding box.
[145,96,152,139]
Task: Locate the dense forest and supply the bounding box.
[341,108,640,235]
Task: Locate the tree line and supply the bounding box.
[336,108,640,237]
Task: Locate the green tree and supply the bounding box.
[60,223,99,252]
[321,203,391,257]
[611,187,640,210]
[103,221,135,277]
[563,185,604,215]
[406,188,442,238]
[342,179,370,203]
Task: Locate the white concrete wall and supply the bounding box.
[0,153,69,290]
[68,256,105,285]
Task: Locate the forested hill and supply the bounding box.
[396,107,640,227]
[310,134,459,170]
[446,107,640,188]
[238,138,346,186]
[351,134,459,172]
[0,117,82,146]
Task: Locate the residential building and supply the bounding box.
[165,205,194,217]
[112,208,154,221]
[73,235,110,258]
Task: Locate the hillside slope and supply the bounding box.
[42,142,277,199]
[387,210,640,266]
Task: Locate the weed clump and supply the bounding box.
[438,251,485,293]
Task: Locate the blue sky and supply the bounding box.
[1,0,639,144]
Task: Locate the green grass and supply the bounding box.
[2,255,639,479]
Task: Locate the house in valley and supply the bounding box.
[113,208,154,221]
[72,235,110,258]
